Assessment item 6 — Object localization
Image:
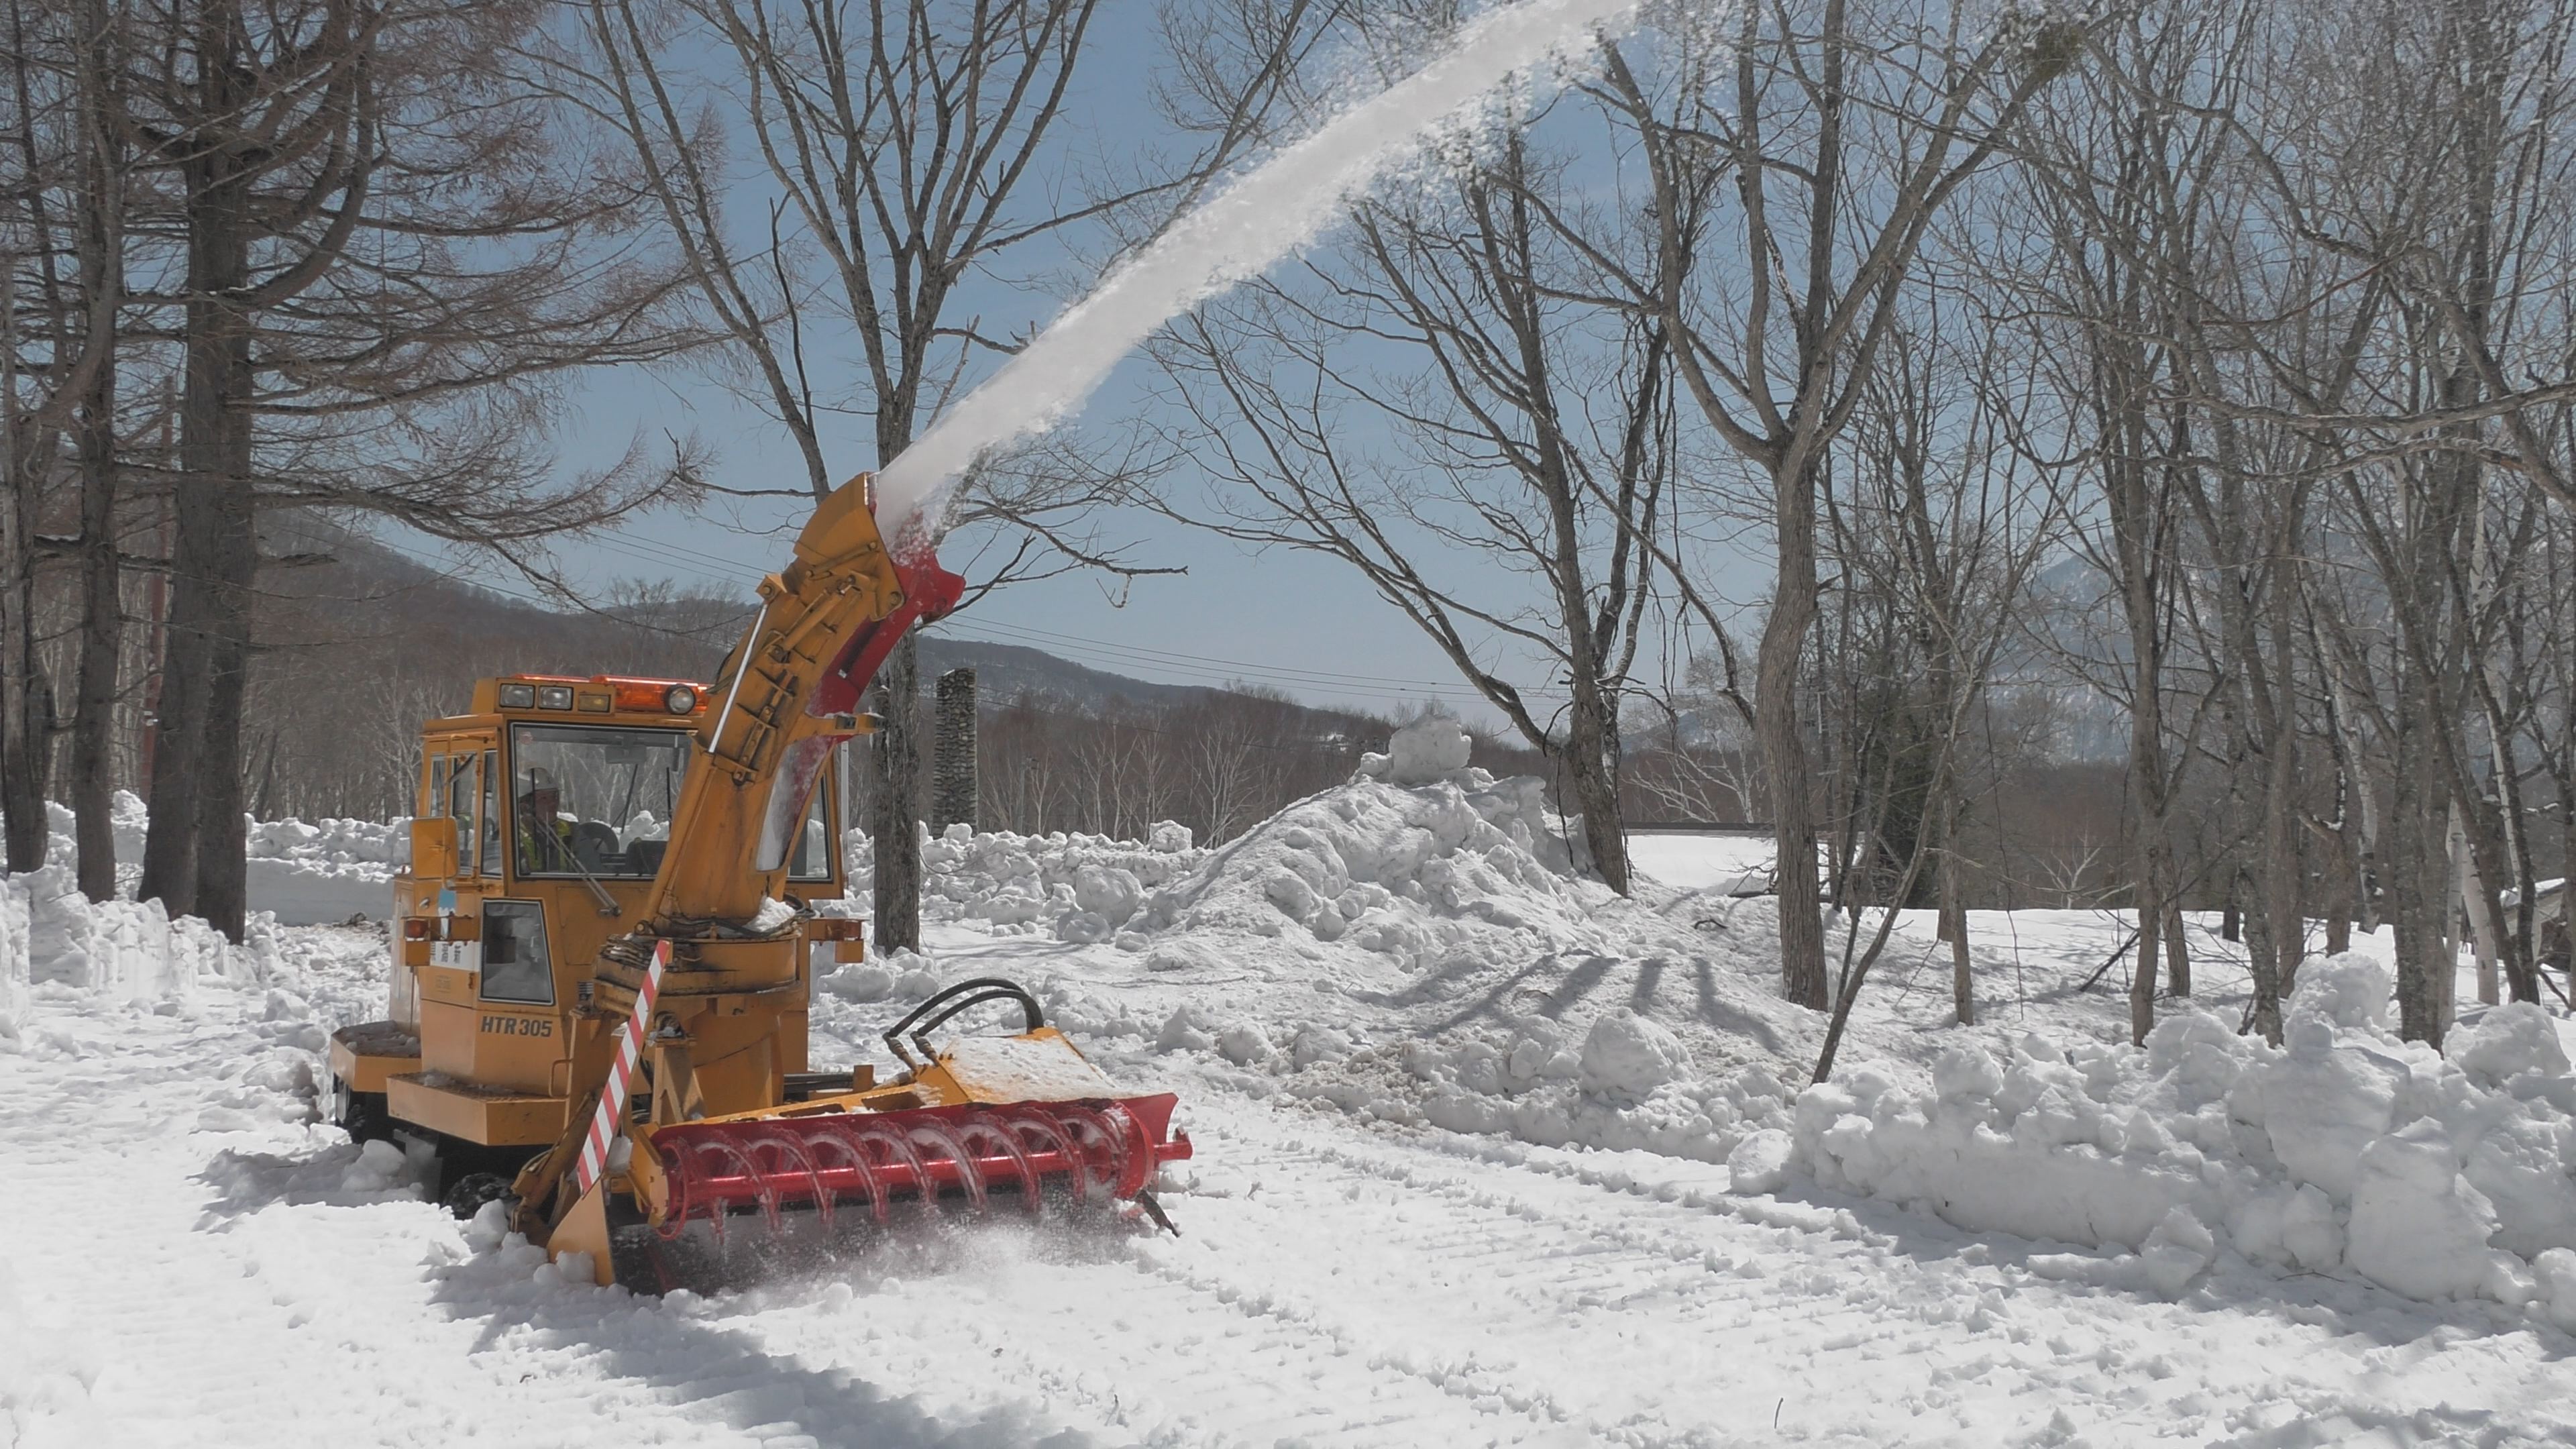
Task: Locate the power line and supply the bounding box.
[380,531,1506,710]
[934,621,1492,707]
[945,614,1496,694]
[571,523,1508,702]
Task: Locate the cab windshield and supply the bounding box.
[508,722,833,881]
[511,724,690,879]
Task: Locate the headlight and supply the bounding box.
[537,685,575,710]
[498,682,537,709]
[665,685,699,714]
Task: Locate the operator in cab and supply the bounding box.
[517,767,579,874]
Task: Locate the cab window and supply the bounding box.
[446,753,478,875]
[480,749,504,874]
[788,786,833,883]
[511,724,692,878]
[479,900,553,1004]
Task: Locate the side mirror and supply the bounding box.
[410,816,458,879]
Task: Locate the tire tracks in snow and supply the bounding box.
[1172,1085,2575,1446]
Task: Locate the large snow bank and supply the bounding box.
[1790,952,2576,1318]
[847,819,1206,936]
[0,865,269,1043]
[5,792,405,925]
[858,739,1613,977]
[1132,769,1599,963]
[861,749,1818,1174]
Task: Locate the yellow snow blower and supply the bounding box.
[325,475,1189,1288]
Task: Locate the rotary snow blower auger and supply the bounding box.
[323,472,1191,1289]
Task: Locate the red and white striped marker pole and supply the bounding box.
[575,939,669,1195]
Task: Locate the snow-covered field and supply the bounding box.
[7,736,2576,1447]
[1623,829,1776,894]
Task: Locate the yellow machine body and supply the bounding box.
[325,476,1187,1288]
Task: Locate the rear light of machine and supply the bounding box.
[402,918,431,940]
[497,682,537,709]
[537,684,576,710]
[808,918,865,941]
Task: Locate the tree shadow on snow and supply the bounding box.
[424,1213,1124,1448]
[1396,950,1619,1032]
[1687,958,1790,1055]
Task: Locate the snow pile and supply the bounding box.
[0,865,269,1043]
[1247,1009,1799,1165]
[244,812,407,924]
[9,792,405,925]
[861,735,1815,1171]
[246,813,409,866]
[1790,951,2576,1315]
[1131,769,1599,967]
[847,820,1206,936]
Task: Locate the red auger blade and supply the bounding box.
[643,1094,1190,1240]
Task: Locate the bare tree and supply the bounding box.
[1151,99,1686,890]
[559,0,1293,949]
[103,0,699,937]
[1596,0,2081,1007]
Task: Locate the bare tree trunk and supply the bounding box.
[68,281,120,902]
[68,5,123,900]
[0,455,48,873]
[869,634,923,953]
[1941,794,1972,1025]
[2132,896,2161,1046]
[1764,458,1827,1008]
[142,31,257,929]
[1564,677,1631,894]
[2391,660,2447,1046]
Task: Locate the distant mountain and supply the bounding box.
[261,513,1295,718]
[914,635,1220,714]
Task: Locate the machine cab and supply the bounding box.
[331,674,847,1155]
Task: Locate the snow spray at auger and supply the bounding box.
[869,0,1648,555]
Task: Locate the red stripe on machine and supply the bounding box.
[575,940,670,1195]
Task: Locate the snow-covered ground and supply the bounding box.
[7,738,2576,1446]
[1623,829,1776,894]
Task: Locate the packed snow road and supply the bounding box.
[5,932,2571,1448]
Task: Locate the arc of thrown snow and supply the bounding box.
[870,0,1650,553]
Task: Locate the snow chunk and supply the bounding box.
[2140,1207,2216,1295]
[1216,1020,1273,1067]
[337,1138,412,1193]
[1580,1011,1690,1098]
[2452,1003,2572,1087]
[1072,865,1143,927]
[2347,1120,2502,1300]
[2536,1248,2576,1332]
[1728,1129,1792,1195]
[2285,951,2394,1032]
[1357,713,1472,786]
[1158,1006,1218,1054]
[820,962,897,1002]
[2253,1016,2404,1200]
